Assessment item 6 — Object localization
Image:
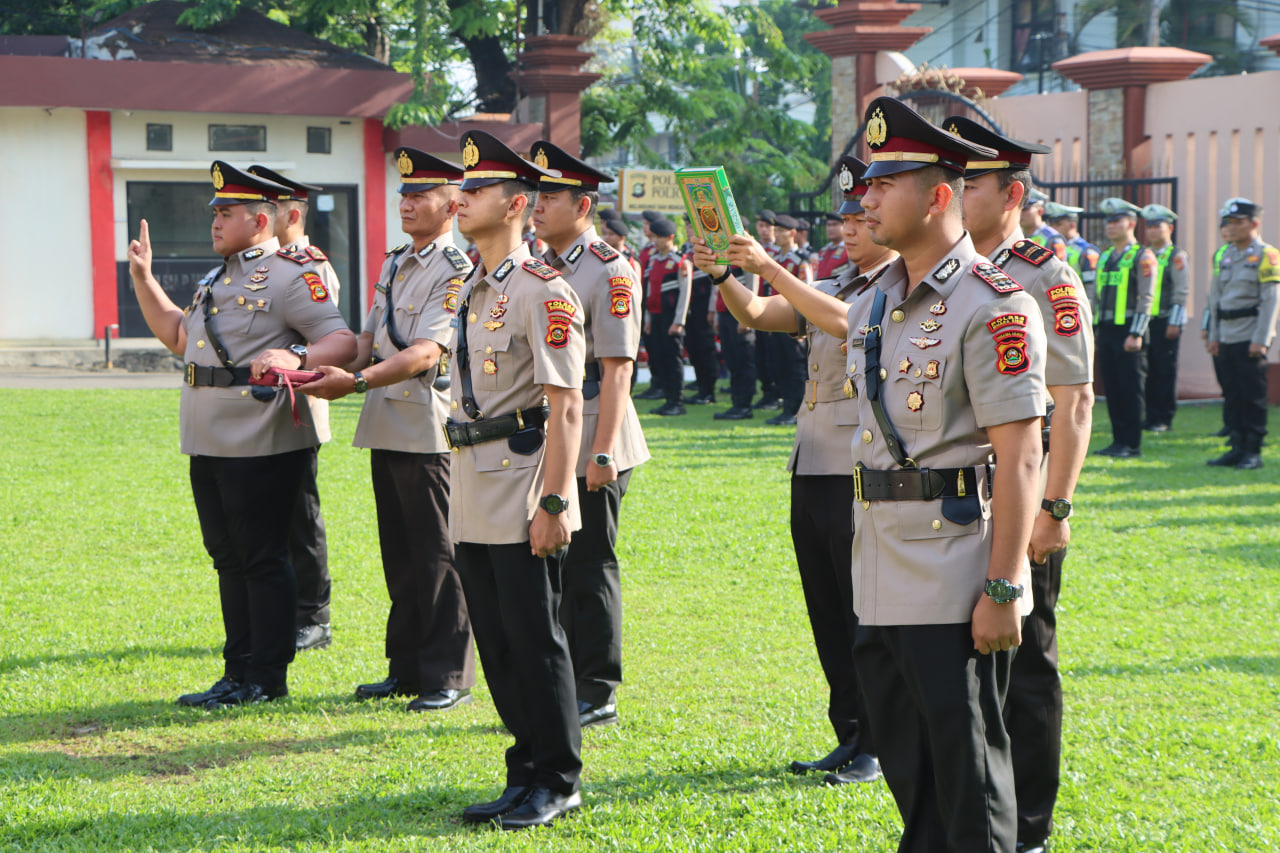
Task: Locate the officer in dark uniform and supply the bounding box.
[128,162,357,708]
[643,218,692,416]
[681,215,720,405]
[753,209,781,409]
[634,211,666,401]
[766,213,811,425]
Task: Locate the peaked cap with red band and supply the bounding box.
[836,155,870,215]
[861,97,997,180]
[529,140,614,192]
[459,130,554,191]
[393,146,464,193]
[208,160,291,207]
[248,165,322,202]
[941,116,1051,178]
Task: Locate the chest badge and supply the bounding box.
[906,391,924,412]
[924,360,940,379]
[919,319,941,333]
[482,358,498,375]
[898,358,912,374]
[909,337,941,349]
[249,272,268,283]
[929,301,947,316]
[243,282,267,292]
[483,320,504,331]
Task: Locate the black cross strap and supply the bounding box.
[454,291,481,419]
[864,288,913,468]
[200,262,234,368]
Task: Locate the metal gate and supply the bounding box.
[1039,177,1178,248]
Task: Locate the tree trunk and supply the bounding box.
[460,32,516,113]
[1146,0,1164,46]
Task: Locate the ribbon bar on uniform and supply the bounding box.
[443,404,551,449]
[853,465,989,502]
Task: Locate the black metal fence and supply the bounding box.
[1038,177,1179,247]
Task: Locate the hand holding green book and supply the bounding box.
[676,167,746,263]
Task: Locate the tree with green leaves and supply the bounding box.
[1071,0,1257,74]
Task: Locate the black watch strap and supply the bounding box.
[711,266,733,285]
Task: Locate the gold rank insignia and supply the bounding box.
[397,150,413,176]
[924,360,940,379]
[462,137,480,169]
[483,320,504,331]
[919,318,941,332]
[906,391,924,412]
[244,283,267,292]
[929,301,947,315]
[482,358,497,375]
[866,107,888,149]
[898,358,912,374]
[212,163,225,190]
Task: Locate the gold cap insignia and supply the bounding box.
[397,150,413,177]
[838,164,854,193]
[212,163,225,190]
[946,122,963,138]
[533,148,549,169]
[866,107,888,149]
[462,137,480,169]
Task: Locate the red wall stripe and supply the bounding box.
[363,118,387,308]
[86,110,117,339]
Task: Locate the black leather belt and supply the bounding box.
[583,361,602,401]
[853,464,990,502]
[444,404,550,449]
[185,364,252,387]
[1219,306,1259,320]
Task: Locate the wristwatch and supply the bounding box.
[539,493,570,515]
[288,344,308,368]
[353,371,369,394]
[984,578,1025,605]
[1041,498,1072,520]
[592,452,614,468]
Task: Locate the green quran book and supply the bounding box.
[675,167,746,263]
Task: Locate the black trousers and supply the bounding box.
[1218,340,1270,450]
[771,330,807,415]
[1144,317,1181,427]
[756,332,777,399]
[1005,548,1065,846]
[455,541,582,794]
[686,278,719,398]
[370,450,474,690]
[560,469,632,706]
[1211,351,1231,431]
[718,311,757,409]
[290,446,330,628]
[855,623,1017,853]
[190,449,310,691]
[653,289,687,404]
[791,475,870,750]
[1096,324,1148,449]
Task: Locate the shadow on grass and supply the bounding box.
[0,644,215,678]
[1066,653,1278,678]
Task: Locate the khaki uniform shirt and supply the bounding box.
[1208,238,1280,347]
[353,237,471,454]
[789,266,862,476]
[179,237,349,458]
[546,227,650,477]
[845,234,1047,626]
[991,232,1094,387]
[447,243,587,545]
[283,237,341,443]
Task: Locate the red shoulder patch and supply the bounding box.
[608,276,633,318]
[973,262,1023,294]
[1011,240,1053,266]
[303,271,328,302]
[544,298,577,349]
[276,246,311,265]
[523,259,561,281]
[590,240,619,262]
[304,245,328,262]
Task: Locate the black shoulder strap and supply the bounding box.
[864,289,912,468]
[454,290,481,419]
[200,262,235,367]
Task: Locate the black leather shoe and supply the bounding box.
[499,786,582,830]
[1016,843,1047,853]
[684,393,715,405]
[355,676,419,700]
[578,699,618,729]
[462,786,531,824]
[1235,453,1264,470]
[1094,443,1123,456]
[753,397,782,410]
[295,623,332,651]
[765,412,797,426]
[635,385,665,400]
[789,740,860,774]
[1144,422,1170,433]
[1112,445,1142,458]
[408,688,473,712]
[1208,448,1245,466]
[714,407,754,420]
[684,381,698,391]
[650,401,687,416]
[177,676,240,707]
[204,682,286,710]
[823,753,882,784]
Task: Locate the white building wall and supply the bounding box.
[0,107,94,339]
[902,0,1005,72]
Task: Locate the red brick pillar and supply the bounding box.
[515,35,602,154]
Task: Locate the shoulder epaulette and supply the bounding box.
[1010,239,1053,266]
[304,245,328,262]
[276,246,311,265]
[523,259,561,281]
[386,243,410,257]
[856,265,889,295]
[443,245,470,271]
[973,262,1023,294]
[590,240,619,262]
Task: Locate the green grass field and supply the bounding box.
[1,389,1277,852]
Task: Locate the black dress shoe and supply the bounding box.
[1144,422,1170,433]
[462,786,531,824]
[177,675,240,707]
[1093,443,1123,457]
[407,688,473,712]
[1016,843,1047,853]
[789,740,860,774]
[650,401,687,416]
[753,397,782,410]
[635,385,665,400]
[1207,448,1245,466]
[823,753,882,784]
[577,699,618,729]
[1235,453,1264,470]
[204,682,286,710]
[355,676,419,700]
[714,407,754,420]
[765,412,797,426]
[499,786,582,830]
[1112,445,1141,458]
[295,623,332,651]
[684,393,715,405]
[684,380,698,391]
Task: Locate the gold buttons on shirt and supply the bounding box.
[223,277,232,285]
[451,446,459,454]
[197,340,206,349]
[373,343,380,351]
[807,401,815,411]
[469,313,478,323]
[485,345,493,354]
[451,400,458,411]
[397,273,405,281]
[502,458,511,468]
[407,304,414,311]
[861,500,871,510]
[891,309,905,322]
[811,363,819,372]
[878,368,887,381]
[862,429,873,444]
[932,520,942,530]
[404,390,410,398]
[237,296,246,305]
[914,368,922,378]
[210,307,218,315]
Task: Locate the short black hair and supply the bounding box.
[997,168,1033,196]
[912,166,963,214]
[244,201,277,224]
[567,186,599,219]
[501,181,538,225]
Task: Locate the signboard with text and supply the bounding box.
[619,169,685,215]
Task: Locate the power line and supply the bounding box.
[924,0,1017,67]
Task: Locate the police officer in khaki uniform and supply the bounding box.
[128,162,357,708]
[692,155,890,786]
[447,130,586,829]
[529,141,651,730]
[249,164,341,653]
[300,148,476,711]
[1094,197,1157,458]
[1207,197,1280,470]
[1139,203,1191,433]
[738,98,1047,853]
[946,116,1096,853]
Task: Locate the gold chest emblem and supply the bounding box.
[462,137,480,169]
[866,108,887,149]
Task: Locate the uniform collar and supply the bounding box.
[479,241,532,296]
[877,232,977,302]
[409,236,450,267]
[545,225,597,273]
[228,237,281,273]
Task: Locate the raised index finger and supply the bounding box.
[138,219,151,246]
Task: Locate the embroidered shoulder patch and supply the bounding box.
[993,328,1029,375]
[608,276,633,318]
[276,246,311,265]
[523,259,561,281]
[1011,240,1052,266]
[443,245,470,271]
[443,278,464,314]
[590,240,619,262]
[973,262,1022,294]
[303,271,329,302]
[305,245,328,262]
[1047,284,1081,303]
[1139,251,1157,279]
[544,299,577,349]
[986,313,1028,334]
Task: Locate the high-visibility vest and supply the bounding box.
[1097,243,1141,325]
[1151,245,1175,316]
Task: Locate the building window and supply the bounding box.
[307,126,332,154]
[146,123,172,152]
[208,124,267,152]
[1011,0,1061,74]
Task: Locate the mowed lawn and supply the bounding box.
[0,388,1277,852]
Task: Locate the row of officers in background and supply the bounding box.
[126,97,1276,848]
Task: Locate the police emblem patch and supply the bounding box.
[419,243,437,258]
[303,271,328,302]
[443,278,464,314]
[924,360,940,379]
[992,328,1029,375]
[608,276,633,318]
[906,391,924,412]
[544,299,576,349]
[494,259,515,281]
[866,107,888,149]
[462,137,480,169]
[838,163,855,193]
[242,247,264,261]
[1054,304,1081,337]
